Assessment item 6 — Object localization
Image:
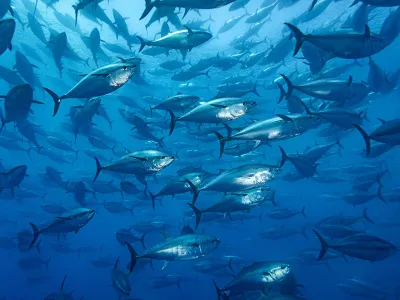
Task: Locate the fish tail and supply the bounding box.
[313,230,329,261]
[212,280,223,300]
[29,222,40,249]
[278,146,288,168]
[352,124,371,156]
[185,179,200,205]
[93,156,103,183]
[34,0,38,14]
[362,208,375,224]
[205,68,211,79]
[140,232,147,250]
[136,36,147,53]
[214,131,226,159]
[187,203,202,229]
[300,100,312,115]
[140,0,156,20]
[284,23,305,56]
[301,206,307,218]
[336,138,344,150]
[43,87,61,116]
[252,81,260,97]
[36,239,42,254]
[45,256,51,271]
[148,191,156,209]
[72,5,78,27]
[280,74,294,97]
[276,82,286,103]
[167,109,178,136]
[125,242,138,274]
[377,186,386,204]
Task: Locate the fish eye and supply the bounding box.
[122,66,127,70]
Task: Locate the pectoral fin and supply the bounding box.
[161,260,170,270]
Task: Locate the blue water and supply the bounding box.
[1,0,400,299]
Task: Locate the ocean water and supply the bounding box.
[0,0,400,299]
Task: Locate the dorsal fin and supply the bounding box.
[276,114,293,122]
[184,26,193,34]
[160,231,171,239]
[377,118,386,124]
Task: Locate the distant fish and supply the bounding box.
[285,23,387,59]
[43,59,140,116]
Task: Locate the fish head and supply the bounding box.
[0,18,15,34]
[371,34,389,51]
[83,208,96,221]
[87,97,102,110]
[202,236,221,253]
[75,181,86,191]
[107,63,139,87]
[150,155,175,171]
[243,100,257,112]
[191,31,213,45]
[112,271,131,296]
[11,165,28,179]
[261,263,291,283]
[90,28,100,39]
[8,84,33,101]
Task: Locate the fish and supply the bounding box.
[188,187,275,228]
[0,84,44,130]
[286,23,387,59]
[267,206,306,220]
[314,230,397,262]
[43,59,141,116]
[28,208,95,248]
[140,0,237,20]
[353,119,400,155]
[93,150,175,184]
[185,155,284,204]
[137,27,212,60]
[151,94,199,113]
[213,262,292,297]
[126,233,221,272]
[215,115,320,157]
[0,165,28,196]
[112,258,132,297]
[168,98,256,135]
